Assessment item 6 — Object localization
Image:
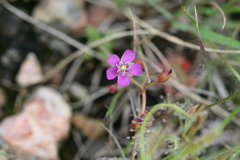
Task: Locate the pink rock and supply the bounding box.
[88,5,111,27]
[23,98,70,142]
[1,113,58,160]
[32,87,71,120]
[0,87,72,160]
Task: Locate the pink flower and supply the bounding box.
[106,50,142,86]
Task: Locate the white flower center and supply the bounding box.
[116,61,131,75]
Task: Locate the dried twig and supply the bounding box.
[89,64,103,92]
[145,58,240,126]
[128,8,151,84]
[210,1,226,30]
[60,58,83,92]
[123,10,240,54]
[101,124,126,159]
[42,30,150,83]
[0,0,94,53]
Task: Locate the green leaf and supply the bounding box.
[85,26,113,61]
[205,92,240,109]
[103,31,114,51]
[224,6,240,14]
[0,152,19,158]
[178,5,240,50]
[219,105,240,130]
[85,25,101,42]
[149,0,172,19]
[200,28,240,50]
[114,0,125,11]
[218,53,240,82]
[105,88,126,117]
[173,22,240,50]
[230,147,240,160]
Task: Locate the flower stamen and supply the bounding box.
[116,61,131,75]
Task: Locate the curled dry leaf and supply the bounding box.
[16,53,43,87]
[72,114,106,140]
[0,87,72,160]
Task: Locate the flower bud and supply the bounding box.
[157,69,172,83]
[134,57,144,68]
[181,60,192,71]
[109,84,117,93]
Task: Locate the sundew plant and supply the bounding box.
[105,47,240,160]
[103,2,240,160]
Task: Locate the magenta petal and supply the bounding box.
[117,74,130,86]
[107,54,120,66]
[128,63,142,75]
[106,67,118,80]
[122,50,135,63]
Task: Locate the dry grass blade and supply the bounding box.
[101,124,126,159]
[60,58,83,92]
[146,60,240,127]
[128,8,151,84]
[123,10,240,54]
[42,30,150,83]
[194,5,208,60]
[210,1,226,30]
[0,0,94,53]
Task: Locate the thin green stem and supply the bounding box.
[130,77,145,160]
[205,92,240,109]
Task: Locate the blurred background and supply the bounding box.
[0,0,240,160]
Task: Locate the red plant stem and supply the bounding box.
[131,134,139,160]
[143,81,158,91]
[130,78,149,114]
[141,89,146,114]
[130,78,158,159]
[130,78,144,160]
[130,78,143,89]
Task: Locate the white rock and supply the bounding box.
[16,53,43,87]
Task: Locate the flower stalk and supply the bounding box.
[106,49,172,160]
